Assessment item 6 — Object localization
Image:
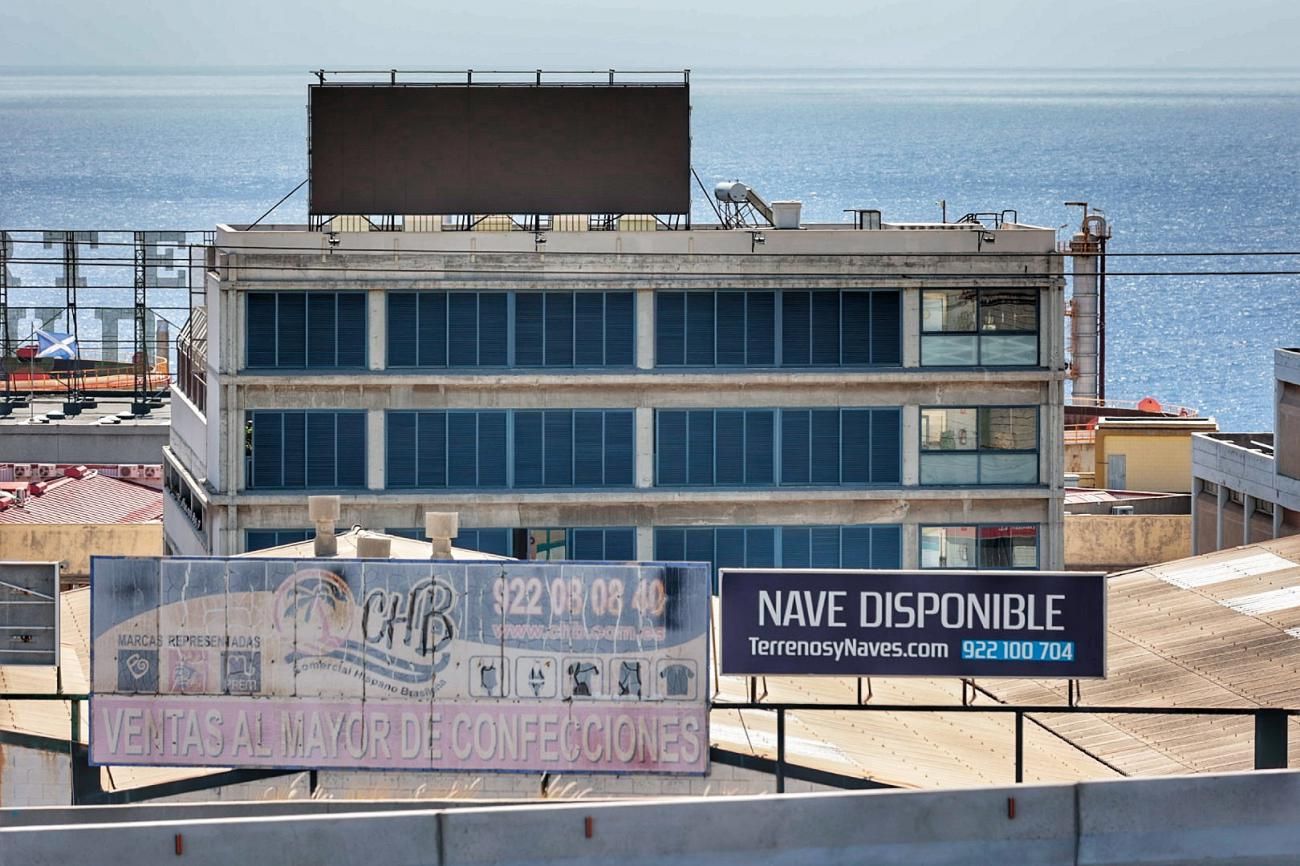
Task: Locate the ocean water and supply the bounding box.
[1,67,1297,429]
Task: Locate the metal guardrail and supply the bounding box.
[3,693,1293,798]
[712,701,1296,793]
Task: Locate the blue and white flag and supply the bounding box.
[35,329,78,360]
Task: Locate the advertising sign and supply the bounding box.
[91,557,709,774]
[720,569,1105,679]
[0,561,59,666]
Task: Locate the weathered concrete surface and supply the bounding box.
[1064,514,1190,572]
[0,523,161,580]
[6,770,1300,866]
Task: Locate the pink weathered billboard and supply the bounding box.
[91,557,709,774]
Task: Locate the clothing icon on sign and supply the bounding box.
[516,657,556,699]
[469,655,508,697]
[617,660,643,698]
[568,661,598,696]
[656,659,698,700]
[660,662,696,697]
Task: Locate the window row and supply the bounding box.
[920,407,1039,485]
[387,291,634,369]
[246,292,367,369]
[919,524,1039,569]
[244,524,905,572]
[655,525,903,589]
[245,406,1044,491]
[921,288,1039,366]
[385,526,635,561]
[655,408,902,487]
[245,523,1039,572]
[385,410,634,489]
[244,288,1041,371]
[247,411,367,490]
[655,290,901,368]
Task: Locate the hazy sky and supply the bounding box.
[3,0,1299,69]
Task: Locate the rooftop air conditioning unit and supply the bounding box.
[35,463,57,479]
[13,464,36,480]
[119,465,135,478]
[143,465,163,480]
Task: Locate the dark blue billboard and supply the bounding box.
[720,569,1106,678]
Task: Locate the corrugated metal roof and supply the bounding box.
[1065,487,1181,504]
[981,535,1300,775]
[0,473,162,525]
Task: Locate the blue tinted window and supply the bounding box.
[246,292,367,370]
[387,410,634,489]
[656,290,896,368]
[654,525,901,592]
[388,291,634,368]
[656,408,899,487]
[247,411,367,490]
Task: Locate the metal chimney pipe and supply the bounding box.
[425,511,459,560]
[308,495,341,557]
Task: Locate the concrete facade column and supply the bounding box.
[901,405,920,485]
[636,288,654,370]
[1045,378,1066,570]
[367,409,385,490]
[636,525,655,560]
[1216,485,1227,551]
[368,290,385,371]
[901,524,920,569]
[1275,506,1284,540]
[901,290,921,368]
[1243,494,1254,546]
[635,407,654,488]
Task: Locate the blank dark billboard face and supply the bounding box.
[309,85,691,215]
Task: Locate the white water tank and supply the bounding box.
[713,181,750,203]
[770,201,803,229]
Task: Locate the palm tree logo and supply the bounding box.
[274,569,355,654]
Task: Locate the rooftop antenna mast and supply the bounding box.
[52,231,95,417]
[0,231,25,417]
[132,231,153,415]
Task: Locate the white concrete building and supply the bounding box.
[1191,347,1300,553]
[164,214,1067,574]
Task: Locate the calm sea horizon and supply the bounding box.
[1,67,1297,429]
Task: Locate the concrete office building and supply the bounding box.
[163,213,1066,574]
[1191,347,1300,553]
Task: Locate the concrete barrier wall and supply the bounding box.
[4,770,1300,866]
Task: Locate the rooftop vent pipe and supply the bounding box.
[425,511,459,560]
[308,495,341,557]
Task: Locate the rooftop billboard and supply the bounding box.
[720,569,1106,679]
[91,557,709,774]
[308,84,691,217]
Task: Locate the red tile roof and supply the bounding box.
[0,471,162,524]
